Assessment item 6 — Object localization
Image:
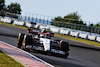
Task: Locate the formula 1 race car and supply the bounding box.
[17,29,70,58]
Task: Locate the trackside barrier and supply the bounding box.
[34,23,41,29]
[0,17,3,22]
[0,17,12,23]
[25,21,32,28]
[87,33,97,41]
[38,24,99,43]
[49,26,60,33]
[4,17,12,23]
[13,20,24,26]
[5,17,12,23]
[47,25,54,30]
[70,30,79,37]
[78,31,89,39]
[59,28,70,35]
[0,17,6,23]
[39,24,49,30]
[96,35,100,42]
[0,16,2,19]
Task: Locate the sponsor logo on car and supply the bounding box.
[51,49,65,55]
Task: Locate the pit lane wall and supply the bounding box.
[0,16,100,43]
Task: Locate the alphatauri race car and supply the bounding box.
[17,29,70,58]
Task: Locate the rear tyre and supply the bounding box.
[17,33,25,49]
[61,41,69,52]
[60,41,70,58]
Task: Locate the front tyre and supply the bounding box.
[23,35,33,52]
[17,33,25,48]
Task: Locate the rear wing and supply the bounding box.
[28,29,40,34]
[28,29,54,36]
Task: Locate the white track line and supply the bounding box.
[0,40,54,67]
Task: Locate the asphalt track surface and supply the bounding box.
[0,24,100,67]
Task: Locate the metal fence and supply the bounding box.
[52,21,100,34]
[0,11,54,25]
[18,12,54,25]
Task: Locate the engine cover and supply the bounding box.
[40,38,50,51]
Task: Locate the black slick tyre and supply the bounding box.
[60,41,70,58]
[17,33,25,49]
[24,35,33,52]
[25,35,33,46]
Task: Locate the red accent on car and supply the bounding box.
[41,32,52,35]
[59,40,62,49]
[30,49,32,51]
[30,29,40,33]
[30,29,33,32]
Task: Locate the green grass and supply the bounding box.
[0,22,28,29]
[0,22,100,47]
[0,50,24,67]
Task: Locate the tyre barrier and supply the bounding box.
[78,31,89,39]
[59,28,70,35]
